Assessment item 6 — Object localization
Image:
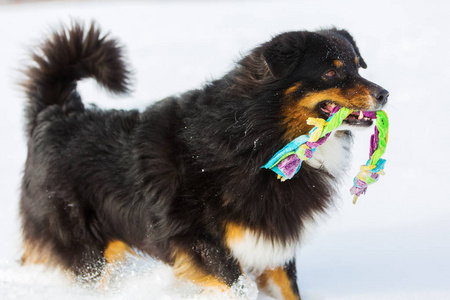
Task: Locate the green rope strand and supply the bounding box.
[370,110,389,165]
[320,107,352,137]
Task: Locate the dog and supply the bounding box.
[20,22,388,299]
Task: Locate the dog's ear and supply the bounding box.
[261,32,308,79]
[333,29,367,69]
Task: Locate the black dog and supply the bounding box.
[20,22,388,299]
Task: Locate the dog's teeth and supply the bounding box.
[358,111,364,120]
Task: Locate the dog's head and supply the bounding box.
[237,28,389,141]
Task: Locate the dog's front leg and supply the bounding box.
[170,238,250,296]
[256,258,301,300]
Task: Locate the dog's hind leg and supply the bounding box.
[21,238,54,266]
[98,240,134,289]
[21,233,107,284]
[256,259,301,300]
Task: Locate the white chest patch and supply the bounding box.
[305,130,352,177]
[226,225,297,272]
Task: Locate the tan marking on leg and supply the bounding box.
[172,250,229,292]
[225,222,246,244]
[104,240,131,264]
[355,56,359,66]
[21,240,54,266]
[257,267,300,300]
[99,240,133,289]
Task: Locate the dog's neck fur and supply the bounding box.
[305,130,353,179]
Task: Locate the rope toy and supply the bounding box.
[262,106,389,204]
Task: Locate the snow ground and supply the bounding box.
[0,0,450,299]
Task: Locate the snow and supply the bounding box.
[1,0,449,299]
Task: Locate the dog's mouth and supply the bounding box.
[319,101,376,127]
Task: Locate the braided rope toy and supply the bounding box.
[262,106,389,204]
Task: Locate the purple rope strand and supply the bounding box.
[370,126,379,157]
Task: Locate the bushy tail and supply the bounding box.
[22,21,131,136]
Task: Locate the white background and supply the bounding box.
[0,1,449,299]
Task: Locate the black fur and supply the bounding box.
[20,22,387,298]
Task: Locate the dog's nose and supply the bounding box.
[374,88,389,106]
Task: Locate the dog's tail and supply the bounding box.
[22,22,130,137]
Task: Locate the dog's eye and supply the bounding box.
[323,70,337,79]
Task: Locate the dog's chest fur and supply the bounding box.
[227,131,353,271]
[306,130,353,177]
[226,227,297,272]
